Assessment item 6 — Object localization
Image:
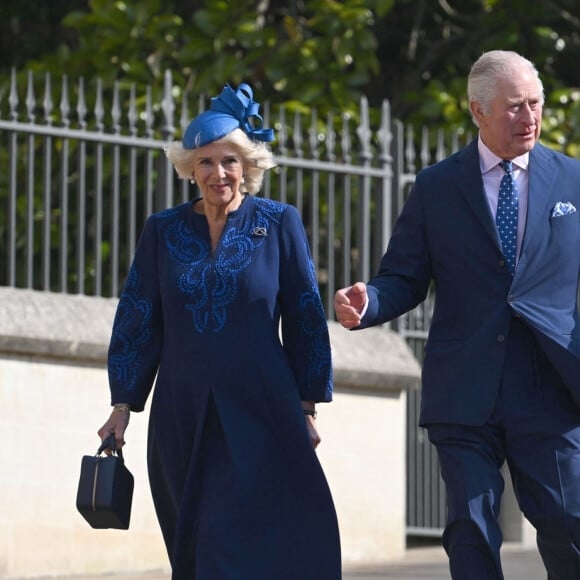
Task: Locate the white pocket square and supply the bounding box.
[551,201,577,217]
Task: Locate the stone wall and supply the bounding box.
[0,287,421,578]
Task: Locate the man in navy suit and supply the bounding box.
[335,50,580,579]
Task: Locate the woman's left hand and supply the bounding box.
[305,415,321,449]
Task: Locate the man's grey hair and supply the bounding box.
[467,50,545,126]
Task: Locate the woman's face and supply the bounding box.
[192,142,245,208]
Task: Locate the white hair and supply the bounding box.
[467,50,545,126]
[164,128,276,195]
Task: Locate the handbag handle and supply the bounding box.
[97,434,124,460]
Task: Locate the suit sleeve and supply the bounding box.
[107,215,164,411]
[361,177,432,328]
[278,205,333,402]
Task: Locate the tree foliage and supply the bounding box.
[369,0,580,155]
[0,0,579,154]
[1,0,579,295]
[20,0,382,115]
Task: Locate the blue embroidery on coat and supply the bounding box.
[109,267,153,390]
[298,239,333,399]
[163,217,212,332]
[165,198,285,333]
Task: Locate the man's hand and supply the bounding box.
[334,282,368,329]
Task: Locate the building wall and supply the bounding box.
[0,288,421,578]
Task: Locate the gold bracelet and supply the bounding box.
[113,403,131,414]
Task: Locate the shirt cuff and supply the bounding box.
[359,295,369,318]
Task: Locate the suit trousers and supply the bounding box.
[427,317,580,580]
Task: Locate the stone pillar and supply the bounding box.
[320,321,421,567]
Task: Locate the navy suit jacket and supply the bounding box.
[361,140,580,426]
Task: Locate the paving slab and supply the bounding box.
[31,542,545,580]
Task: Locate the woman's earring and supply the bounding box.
[190,177,196,184]
[240,175,246,184]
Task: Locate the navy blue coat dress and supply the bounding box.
[107,195,341,579]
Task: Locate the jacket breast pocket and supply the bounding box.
[549,210,579,258]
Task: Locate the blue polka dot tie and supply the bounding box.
[496,160,519,275]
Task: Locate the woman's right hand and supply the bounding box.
[305,414,321,449]
[97,407,130,453]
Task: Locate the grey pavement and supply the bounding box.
[44,542,545,580]
[343,542,545,579]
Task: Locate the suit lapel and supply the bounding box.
[520,144,557,257]
[456,140,501,249]
[451,141,558,265]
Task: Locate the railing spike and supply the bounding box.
[128,84,137,136]
[277,105,287,156]
[420,125,430,168]
[405,124,415,173]
[377,99,392,164]
[111,80,121,134]
[436,128,445,162]
[26,70,36,123]
[356,95,372,161]
[180,90,190,134]
[293,110,303,156]
[9,68,19,121]
[145,85,154,138]
[77,77,87,129]
[341,114,352,163]
[161,69,175,140]
[60,75,70,128]
[326,112,335,162]
[309,108,319,159]
[43,72,53,126]
[94,77,104,132]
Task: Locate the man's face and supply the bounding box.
[471,68,543,160]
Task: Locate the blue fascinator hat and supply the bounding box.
[182,83,275,150]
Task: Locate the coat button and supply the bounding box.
[498,259,505,268]
[497,335,505,342]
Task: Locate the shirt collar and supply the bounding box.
[477,134,529,175]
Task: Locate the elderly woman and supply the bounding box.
[97,84,341,580]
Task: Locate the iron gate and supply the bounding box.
[0,67,477,538]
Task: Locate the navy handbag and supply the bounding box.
[76,434,134,529]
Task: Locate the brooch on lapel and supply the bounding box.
[551,201,576,217]
[250,226,268,237]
